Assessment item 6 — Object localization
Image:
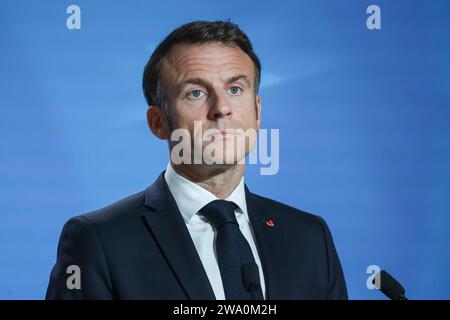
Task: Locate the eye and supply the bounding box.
[187,89,206,99]
[227,86,242,95]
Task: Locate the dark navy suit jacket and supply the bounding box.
[46,172,348,300]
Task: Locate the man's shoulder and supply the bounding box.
[249,191,327,227]
[69,190,148,229]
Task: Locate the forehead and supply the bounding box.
[161,42,255,85]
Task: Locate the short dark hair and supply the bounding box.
[142,20,261,108]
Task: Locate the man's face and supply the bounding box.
[159,42,261,167]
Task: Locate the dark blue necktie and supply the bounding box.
[199,199,264,300]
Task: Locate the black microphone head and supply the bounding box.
[241,263,260,293]
[373,270,406,300]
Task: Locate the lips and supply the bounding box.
[205,129,239,140]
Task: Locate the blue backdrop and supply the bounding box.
[1,0,449,299]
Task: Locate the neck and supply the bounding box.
[170,162,245,199]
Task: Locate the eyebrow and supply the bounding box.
[226,74,251,87]
[177,74,251,92]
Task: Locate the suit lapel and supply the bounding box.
[245,185,292,300]
[141,173,215,300]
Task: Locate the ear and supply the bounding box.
[146,105,169,140]
[256,95,261,130]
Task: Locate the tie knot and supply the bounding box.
[199,200,237,229]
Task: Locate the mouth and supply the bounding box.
[205,129,239,140]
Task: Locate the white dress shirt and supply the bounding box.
[164,162,266,300]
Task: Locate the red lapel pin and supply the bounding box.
[265,219,275,227]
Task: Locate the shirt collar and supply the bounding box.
[164,162,248,223]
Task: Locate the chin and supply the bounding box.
[202,144,247,166]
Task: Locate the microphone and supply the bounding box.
[373,270,409,300]
[241,263,262,300]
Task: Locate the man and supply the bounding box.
[46,21,348,300]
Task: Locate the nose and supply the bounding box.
[208,91,232,120]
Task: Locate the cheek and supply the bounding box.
[237,99,258,127]
[243,118,258,133]
[175,110,206,142]
[170,104,200,128]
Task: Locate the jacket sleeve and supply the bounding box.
[317,217,348,300]
[45,216,113,300]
